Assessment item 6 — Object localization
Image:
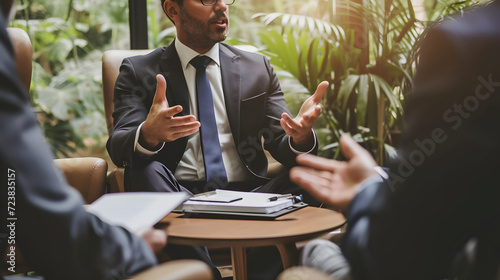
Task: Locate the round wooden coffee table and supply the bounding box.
[162,207,345,280]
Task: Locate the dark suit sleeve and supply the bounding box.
[233,51,319,177]
[257,56,318,167]
[0,17,157,279]
[341,11,500,280]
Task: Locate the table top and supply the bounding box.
[162,207,346,247]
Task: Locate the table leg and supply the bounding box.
[231,246,247,280]
[276,242,299,269]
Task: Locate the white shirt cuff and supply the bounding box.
[373,166,388,180]
[134,122,165,155]
[288,129,317,154]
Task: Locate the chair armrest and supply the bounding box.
[108,167,125,193]
[54,157,107,204]
[6,27,32,95]
[277,266,337,280]
[129,260,213,280]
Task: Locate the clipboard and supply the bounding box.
[174,202,308,220]
[179,190,297,215]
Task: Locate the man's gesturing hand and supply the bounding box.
[140,74,200,149]
[280,81,329,149]
[290,134,378,212]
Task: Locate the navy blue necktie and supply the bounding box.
[190,56,228,188]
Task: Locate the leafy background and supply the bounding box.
[10,0,480,166]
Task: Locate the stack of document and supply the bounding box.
[181,190,294,214]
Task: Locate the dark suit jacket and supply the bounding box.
[342,1,500,279]
[107,42,317,187]
[0,13,156,279]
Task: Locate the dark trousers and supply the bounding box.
[125,161,320,280]
[125,161,320,204]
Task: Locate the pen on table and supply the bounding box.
[268,194,294,201]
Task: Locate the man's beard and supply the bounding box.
[178,5,228,51]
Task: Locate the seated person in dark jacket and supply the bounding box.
[106,1,328,278]
[290,1,500,279]
[106,0,328,198]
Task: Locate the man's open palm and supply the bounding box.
[280,81,329,147]
[290,134,378,212]
[140,74,200,149]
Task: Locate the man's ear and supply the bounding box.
[165,1,180,23]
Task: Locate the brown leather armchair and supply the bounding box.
[54,157,107,203]
[7,27,32,95]
[102,49,284,193]
[101,49,284,276]
[277,266,336,280]
[102,49,154,193]
[131,260,212,280]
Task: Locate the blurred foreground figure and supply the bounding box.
[0,1,167,279]
[290,1,500,279]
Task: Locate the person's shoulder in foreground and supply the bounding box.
[345,1,500,279]
[290,1,500,279]
[0,4,163,279]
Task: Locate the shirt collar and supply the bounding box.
[175,39,220,69]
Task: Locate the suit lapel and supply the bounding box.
[158,43,191,116]
[220,44,241,144]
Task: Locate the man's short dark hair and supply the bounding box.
[161,0,184,14]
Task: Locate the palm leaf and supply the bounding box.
[338,75,360,110]
[253,0,473,164]
[253,13,345,41]
[356,75,370,126]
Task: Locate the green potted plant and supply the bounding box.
[254,0,476,164]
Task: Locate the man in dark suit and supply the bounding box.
[0,1,168,279]
[107,0,328,279]
[107,0,328,196]
[290,1,500,279]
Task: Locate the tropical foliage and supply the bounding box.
[10,0,478,162]
[254,0,478,163]
[10,0,129,157]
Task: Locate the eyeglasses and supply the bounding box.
[200,0,235,6]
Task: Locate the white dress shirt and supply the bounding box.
[134,39,315,182]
